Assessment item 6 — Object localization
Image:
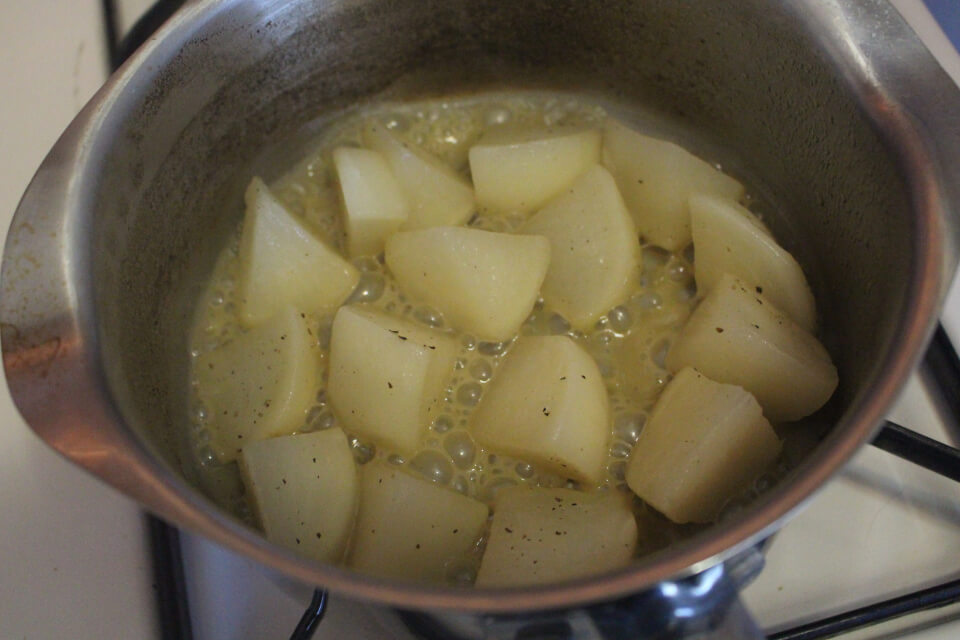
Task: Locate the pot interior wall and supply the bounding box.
[93,0,911,552]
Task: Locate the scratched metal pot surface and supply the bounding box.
[2,0,960,618]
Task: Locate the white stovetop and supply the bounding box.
[0,3,157,639]
[1,2,959,639]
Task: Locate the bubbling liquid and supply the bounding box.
[186,92,791,560]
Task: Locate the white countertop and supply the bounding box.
[1,2,959,639]
[0,4,159,639]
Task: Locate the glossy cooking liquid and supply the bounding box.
[185,92,792,568]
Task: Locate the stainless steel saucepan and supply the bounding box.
[3,0,960,635]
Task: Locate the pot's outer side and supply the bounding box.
[2,0,959,612]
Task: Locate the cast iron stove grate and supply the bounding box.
[103,3,960,638]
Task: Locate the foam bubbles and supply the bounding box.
[432,415,454,434]
[608,306,633,334]
[469,359,492,382]
[411,450,454,485]
[413,306,444,328]
[614,413,646,444]
[348,271,385,304]
[444,431,477,470]
[456,382,483,407]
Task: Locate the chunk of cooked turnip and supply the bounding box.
[471,336,610,484]
[197,307,321,462]
[348,460,489,583]
[333,146,409,257]
[469,127,601,215]
[475,487,637,587]
[237,177,359,327]
[665,274,838,422]
[626,367,781,523]
[690,194,816,331]
[384,227,550,341]
[327,306,457,455]
[602,118,744,251]
[522,165,641,329]
[239,428,358,562]
[362,123,475,230]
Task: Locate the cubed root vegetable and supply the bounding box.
[626,368,782,523]
[471,336,610,484]
[362,122,475,230]
[475,487,637,587]
[385,227,551,341]
[349,460,489,582]
[327,306,458,455]
[602,117,744,251]
[666,274,838,422]
[190,97,836,589]
[239,428,358,562]
[469,127,601,214]
[237,177,359,327]
[523,165,640,329]
[690,194,816,331]
[333,146,409,257]
[196,307,321,463]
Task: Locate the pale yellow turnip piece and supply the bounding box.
[239,428,358,562]
[471,336,610,484]
[522,165,641,329]
[348,460,489,583]
[602,117,743,251]
[475,487,637,587]
[237,177,359,326]
[665,274,838,422]
[385,227,550,341]
[690,194,816,331]
[469,127,601,215]
[197,307,321,462]
[362,123,475,230]
[626,368,782,523]
[327,306,457,455]
[333,146,409,257]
